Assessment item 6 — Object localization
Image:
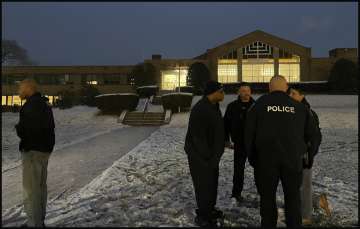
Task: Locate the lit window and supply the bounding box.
[2,96,7,105]
[218,59,238,83]
[279,55,300,82]
[88,81,98,85]
[161,68,188,90]
[242,59,274,82]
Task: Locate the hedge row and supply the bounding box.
[136,86,159,98]
[1,105,21,113]
[161,93,193,113]
[95,93,139,114]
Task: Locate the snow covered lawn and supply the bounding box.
[2,95,358,227]
[2,106,124,172]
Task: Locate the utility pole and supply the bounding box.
[178,64,181,93]
[178,64,181,113]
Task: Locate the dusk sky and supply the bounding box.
[2,2,358,66]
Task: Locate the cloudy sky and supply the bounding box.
[2,2,358,65]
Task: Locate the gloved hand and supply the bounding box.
[303,155,314,169]
[225,141,234,149]
[248,155,256,168]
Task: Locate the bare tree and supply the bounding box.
[2,40,37,65]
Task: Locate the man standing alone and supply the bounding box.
[223,82,255,203]
[244,76,318,228]
[184,80,225,227]
[15,79,55,227]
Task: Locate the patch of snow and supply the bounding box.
[95,93,138,98]
[2,95,357,227]
[137,85,158,89]
[2,106,125,172]
[162,92,193,97]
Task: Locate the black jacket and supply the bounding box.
[244,91,318,172]
[301,98,322,168]
[15,92,55,153]
[224,96,255,145]
[184,96,225,168]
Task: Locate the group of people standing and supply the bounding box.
[185,75,322,228]
[14,76,321,228]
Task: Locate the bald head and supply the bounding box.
[18,79,38,100]
[269,75,288,93]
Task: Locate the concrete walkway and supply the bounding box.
[2,126,158,211]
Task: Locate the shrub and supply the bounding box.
[161,93,193,113]
[95,93,139,114]
[130,63,158,87]
[80,85,100,106]
[187,62,210,94]
[136,85,159,98]
[174,86,193,93]
[56,89,80,109]
[328,58,358,93]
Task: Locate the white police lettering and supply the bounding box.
[267,105,295,113]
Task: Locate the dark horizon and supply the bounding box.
[2,2,358,66]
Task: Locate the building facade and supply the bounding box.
[2,30,358,106]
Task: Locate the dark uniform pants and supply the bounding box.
[254,163,302,228]
[232,143,247,197]
[188,155,219,220]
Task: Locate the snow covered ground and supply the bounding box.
[2,106,124,172]
[2,95,358,227]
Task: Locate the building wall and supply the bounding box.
[205,30,312,82]
[310,58,336,81]
[144,59,209,88]
[329,48,358,59]
[1,84,134,96]
[310,56,358,81]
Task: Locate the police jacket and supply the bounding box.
[244,91,318,172]
[184,96,225,168]
[224,96,255,145]
[15,92,55,153]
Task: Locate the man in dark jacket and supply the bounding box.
[15,79,55,227]
[223,82,255,202]
[244,76,318,228]
[184,80,225,227]
[288,86,322,225]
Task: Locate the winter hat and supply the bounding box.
[204,80,223,95]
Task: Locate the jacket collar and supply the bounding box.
[270,90,288,96]
[301,97,311,109]
[202,96,220,109]
[26,92,42,102]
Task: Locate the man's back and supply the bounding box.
[16,92,55,153]
[245,91,317,172]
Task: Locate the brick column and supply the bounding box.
[274,47,279,76]
[237,47,243,82]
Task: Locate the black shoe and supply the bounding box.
[212,208,224,219]
[232,194,244,203]
[195,215,217,227]
[20,223,28,228]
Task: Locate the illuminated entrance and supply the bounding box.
[242,41,274,82]
[217,41,300,83]
[161,67,188,90]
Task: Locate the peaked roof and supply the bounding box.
[194,30,310,59]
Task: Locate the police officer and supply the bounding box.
[224,82,255,202]
[288,85,322,225]
[244,75,318,228]
[184,80,225,227]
